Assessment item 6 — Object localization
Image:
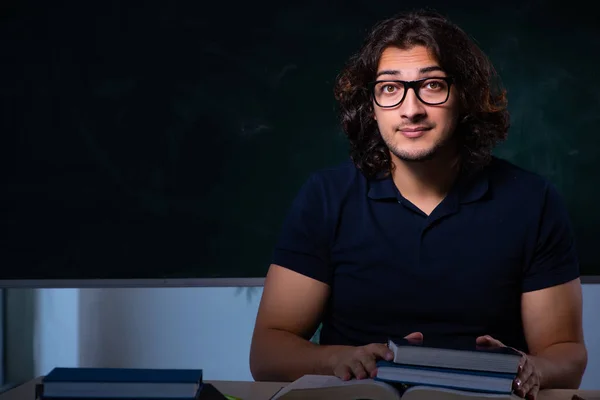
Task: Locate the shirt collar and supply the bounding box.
[367,171,399,200]
[456,167,489,204]
[366,167,489,203]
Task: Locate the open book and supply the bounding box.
[272,375,521,400]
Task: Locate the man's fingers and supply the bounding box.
[367,343,394,361]
[333,365,352,381]
[517,375,535,398]
[476,335,504,348]
[359,353,378,379]
[520,362,535,397]
[529,382,540,400]
[363,343,394,378]
[514,359,533,397]
[404,331,424,341]
[522,358,534,380]
[349,358,368,380]
[475,336,488,346]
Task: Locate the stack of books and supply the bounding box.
[35,367,226,400]
[274,337,523,400]
[375,337,522,394]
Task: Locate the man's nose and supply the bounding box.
[399,88,427,120]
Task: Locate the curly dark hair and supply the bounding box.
[333,9,510,178]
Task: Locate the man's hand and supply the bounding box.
[476,335,540,400]
[329,332,423,380]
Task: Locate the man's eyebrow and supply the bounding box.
[376,69,399,78]
[375,65,445,78]
[419,65,445,74]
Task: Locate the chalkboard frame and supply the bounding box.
[0,276,598,288]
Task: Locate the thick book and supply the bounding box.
[271,375,520,400]
[375,361,516,395]
[39,367,203,399]
[387,337,522,374]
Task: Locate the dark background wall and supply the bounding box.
[2,0,599,280]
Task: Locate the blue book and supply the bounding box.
[40,367,203,399]
[375,361,516,395]
[387,336,522,374]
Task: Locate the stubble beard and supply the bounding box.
[385,132,453,163]
[391,143,440,162]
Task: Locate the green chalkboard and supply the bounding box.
[2,0,599,281]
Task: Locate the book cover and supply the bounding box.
[44,367,203,383]
[389,336,522,357]
[387,336,522,374]
[375,361,515,394]
[40,368,203,399]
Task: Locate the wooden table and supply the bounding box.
[1,377,598,400]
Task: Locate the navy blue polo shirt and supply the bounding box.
[271,157,580,353]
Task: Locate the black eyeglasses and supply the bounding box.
[369,76,454,107]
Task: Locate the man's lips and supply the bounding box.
[398,126,431,138]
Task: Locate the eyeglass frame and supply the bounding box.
[368,76,455,107]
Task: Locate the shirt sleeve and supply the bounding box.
[522,182,580,293]
[271,173,333,285]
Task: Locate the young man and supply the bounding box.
[249,9,587,399]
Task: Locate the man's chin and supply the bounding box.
[393,149,437,162]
